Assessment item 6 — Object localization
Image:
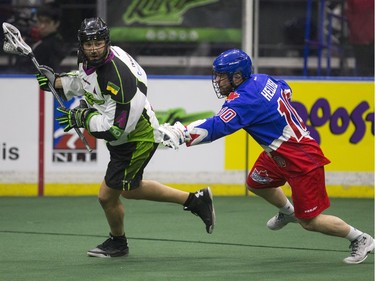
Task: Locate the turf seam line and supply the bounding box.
[0,229,365,254]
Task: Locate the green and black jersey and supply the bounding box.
[60,46,161,146]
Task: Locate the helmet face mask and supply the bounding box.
[212,72,233,98]
[78,17,110,67]
[212,49,252,98]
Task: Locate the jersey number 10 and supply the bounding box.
[277,90,307,142]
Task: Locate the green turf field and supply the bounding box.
[0,196,373,281]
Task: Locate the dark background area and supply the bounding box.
[0,0,362,76]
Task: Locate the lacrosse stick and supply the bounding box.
[2,22,93,152]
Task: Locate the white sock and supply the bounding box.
[279,200,294,215]
[345,226,363,241]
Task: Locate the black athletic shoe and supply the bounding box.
[184,187,216,234]
[87,233,129,258]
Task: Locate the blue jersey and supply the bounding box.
[186,74,330,175]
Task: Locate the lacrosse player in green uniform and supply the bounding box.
[36,17,215,258]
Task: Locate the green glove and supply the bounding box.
[56,101,98,132]
[36,65,57,92]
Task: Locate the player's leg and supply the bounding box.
[98,181,124,236]
[115,141,215,234]
[249,186,298,230]
[123,179,188,203]
[87,180,129,258]
[298,213,350,235]
[123,179,215,234]
[248,185,289,208]
[290,167,374,264]
[298,214,374,264]
[246,151,297,230]
[87,141,145,258]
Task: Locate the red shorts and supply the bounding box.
[247,151,330,219]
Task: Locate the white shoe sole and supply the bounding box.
[87,251,111,258]
[206,187,216,234]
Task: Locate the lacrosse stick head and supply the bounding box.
[2,22,33,56]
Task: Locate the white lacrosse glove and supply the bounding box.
[158,121,191,150]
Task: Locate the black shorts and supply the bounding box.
[105,141,158,191]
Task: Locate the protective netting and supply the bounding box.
[3,41,21,55]
[2,22,32,56]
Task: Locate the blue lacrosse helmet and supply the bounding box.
[212,49,252,98]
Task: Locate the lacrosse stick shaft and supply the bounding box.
[31,57,93,153]
[31,57,65,106]
[2,22,92,153]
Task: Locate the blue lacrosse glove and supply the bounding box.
[56,100,98,132]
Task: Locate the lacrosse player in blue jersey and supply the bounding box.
[160,49,374,264]
[36,17,215,258]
